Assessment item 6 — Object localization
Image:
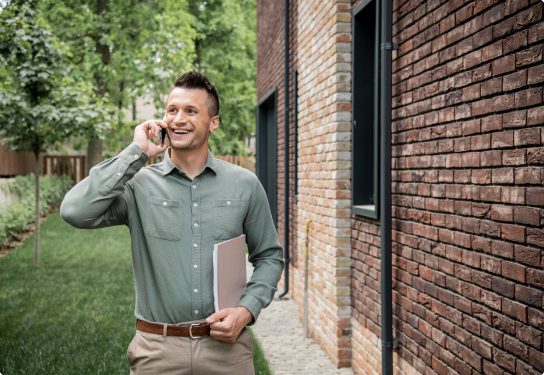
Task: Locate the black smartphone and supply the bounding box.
[159,114,167,147]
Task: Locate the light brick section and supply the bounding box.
[295,0,354,368]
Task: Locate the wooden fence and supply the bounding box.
[0,144,36,176]
[42,155,87,185]
[215,155,255,173]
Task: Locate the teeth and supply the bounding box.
[174,130,190,134]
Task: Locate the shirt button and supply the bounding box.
[193,203,197,207]
[194,289,198,293]
[194,223,198,227]
[117,173,121,176]
[192,185,196,189]
[134,154,139,159]
[163,202,167,206]
[227,201,231,205]
[194,243,198,248]
[194,264,198,268]
[195,310,199,314]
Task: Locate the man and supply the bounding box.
[61,72,284,374]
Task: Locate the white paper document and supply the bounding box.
[213,234,247,311]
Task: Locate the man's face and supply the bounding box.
[165,87,218,151]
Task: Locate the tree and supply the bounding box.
[41,0,195,170]
[0,0,110,266]
[188,0,257,155]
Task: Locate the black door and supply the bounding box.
[256,88,277,226]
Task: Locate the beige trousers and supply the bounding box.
[127,319,255,375]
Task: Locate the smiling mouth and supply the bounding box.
[171,129,192,136]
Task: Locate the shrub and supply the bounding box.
[0,174,72,247]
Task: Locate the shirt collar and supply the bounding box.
[161,148,218,176]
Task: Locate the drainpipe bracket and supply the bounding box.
[381,42,399,50]
[382,339,399,349]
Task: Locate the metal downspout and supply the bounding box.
[278,0,290,299]
[381,0,395,374]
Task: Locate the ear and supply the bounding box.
[208,116,219,134]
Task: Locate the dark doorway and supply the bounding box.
[256,88,277,225]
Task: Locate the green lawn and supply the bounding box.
[0,211,271,375]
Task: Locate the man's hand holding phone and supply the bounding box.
[133,118,169,158]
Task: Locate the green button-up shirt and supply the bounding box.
[60,143,283,325]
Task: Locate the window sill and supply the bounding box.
[352,204,378,219]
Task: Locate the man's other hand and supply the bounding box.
[206,307,253,343]
[133,120,169,158]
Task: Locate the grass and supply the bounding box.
[0,211,271,375]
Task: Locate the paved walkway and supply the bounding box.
[247,258,354,375]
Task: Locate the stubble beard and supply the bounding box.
[170,126,209,152]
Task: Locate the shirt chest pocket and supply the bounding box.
[213,199,245,240]
[145,196,182,241]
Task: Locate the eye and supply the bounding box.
[187,109,196,114]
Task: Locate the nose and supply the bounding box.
[173,110,188,125]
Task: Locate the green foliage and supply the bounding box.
[0,0,112,154]
[0,175,72,247]
[189,0,257,155]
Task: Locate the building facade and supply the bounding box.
[257,0,544,374]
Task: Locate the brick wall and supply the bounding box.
[351,1,544,375]
[256,0,298,286]
[295,0,353,367]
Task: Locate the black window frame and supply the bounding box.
[351,0,381,219]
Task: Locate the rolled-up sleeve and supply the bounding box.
[60,143,149,229]
[238,177,284,325]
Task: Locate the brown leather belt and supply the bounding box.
[136,319,211,339]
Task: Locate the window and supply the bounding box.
[256,87,278,225]
[352,0,380,219]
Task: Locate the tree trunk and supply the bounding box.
[34,151,40,267]
[87,137,103,173]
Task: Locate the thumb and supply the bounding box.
[206,308,230,324]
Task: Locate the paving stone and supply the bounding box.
[247,258,354,375]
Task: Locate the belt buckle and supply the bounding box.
[189,323,205,340]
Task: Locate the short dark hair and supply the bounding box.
[171,72,220,117]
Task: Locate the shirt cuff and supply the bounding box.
[120,142,150,166]
[238,294,262,326]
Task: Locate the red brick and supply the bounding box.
[499,14,520,39]
[500,190,520,207]
[528,308,544,330]
[504,30,528,54]
[515,87,543,108]
[516,286,544,309]
[503,298,528,323]
[463,346,482,371]
[492,55,516,76]
[492,240,514,259]
[484,3,504,27]
[529,22,544,44]
[504,111,527,129]
[501,223,525,242]
[456,3,474,25]
[503,70,527,91]
[514,245,541,266]
[474,0,495,16]
[472,98,493,116]
[504,335,529,360]
[492,94,515,112]
[481,255,501,274]
[503,149,526,165]
[527,228,544,248]
[481,150,502,166]
[491,204,513,221]
[527,188,544,206]
[481,77,502,97]
[527,106,544,126]
[513,212,533,232]
[527,147,544,164]
[515,167,541,184]
[517,2,544,30]
[505,0,529,16]
[529,348,544,372]
[516,45,543,67]
[482,115,502,131]
[462,84,481,102]
[482,40,502,61]
[492,131,514,148]
[502,261,525,283]
[527,267,544,288]
[464,50,482,69]
[482,360,504,375]
[493,348,516,372]
[515,128,541,146]
[528,65,544,85]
